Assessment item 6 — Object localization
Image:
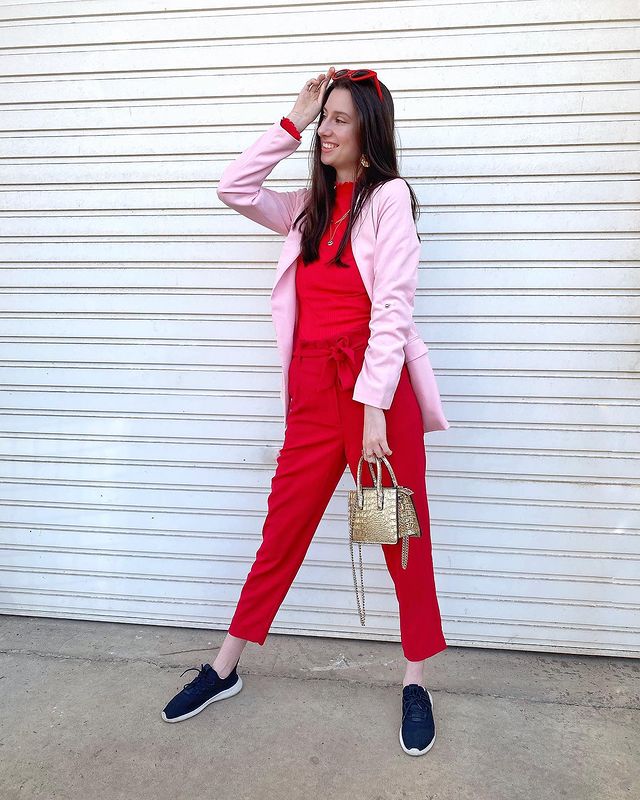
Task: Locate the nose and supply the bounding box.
[318,119,333,138]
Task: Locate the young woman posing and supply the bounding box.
[161,67,447,757]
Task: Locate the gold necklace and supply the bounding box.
[328,209,350,246]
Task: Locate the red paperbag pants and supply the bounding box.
[228,324,447,661]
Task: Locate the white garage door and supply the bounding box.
[1,1,638,657]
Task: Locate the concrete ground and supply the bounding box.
[0,615,638,800]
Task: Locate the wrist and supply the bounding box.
[286,110,309,133]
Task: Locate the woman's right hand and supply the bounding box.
[288,66,336,132]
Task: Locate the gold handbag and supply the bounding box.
[347,453,422,626]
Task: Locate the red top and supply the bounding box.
[293,180,372,343]
[278,118,371,342]
[280,116,301,140]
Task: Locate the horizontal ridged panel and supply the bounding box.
[0,1,638,656]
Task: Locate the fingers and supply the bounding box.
[306,69,333,96]
[307,67,334,92]
[307,76,325,93]
[362,447,393,463]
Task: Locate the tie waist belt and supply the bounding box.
[292,328,370,391]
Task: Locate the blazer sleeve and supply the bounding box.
[352,178,421,410]
[217,120,308,236]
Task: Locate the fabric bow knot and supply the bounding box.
[328,336,358,390]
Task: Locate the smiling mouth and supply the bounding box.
[321,143,338,151]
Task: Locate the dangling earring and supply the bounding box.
[360,154,370,168]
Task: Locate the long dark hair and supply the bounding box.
[292,74,422,268]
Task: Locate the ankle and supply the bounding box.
[403,671,425,688]
[403,657,426,688]
[213,654,241,680]
[213,661,234,679]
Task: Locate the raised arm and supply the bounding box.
[217,120,308,236]
[217,69,335,236]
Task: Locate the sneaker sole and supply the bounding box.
[161,675,243,723]
[399,689,436,756]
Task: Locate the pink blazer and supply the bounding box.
[217,120,449,434]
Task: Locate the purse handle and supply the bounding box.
[356,453,399,510]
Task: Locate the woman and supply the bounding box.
[161,67,448,757]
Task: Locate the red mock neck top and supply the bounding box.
[293,180,372,343]
[278,117,371,343]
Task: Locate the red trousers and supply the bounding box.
[228,324,447,661]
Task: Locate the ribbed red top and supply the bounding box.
[280,116,302,140]
[293,181,371,343]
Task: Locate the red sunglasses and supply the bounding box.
[332,68,383,101]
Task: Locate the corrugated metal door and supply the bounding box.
[1,1,638,657]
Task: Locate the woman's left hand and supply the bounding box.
[363,405,393,463]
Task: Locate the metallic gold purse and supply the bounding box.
[347,453,422,626]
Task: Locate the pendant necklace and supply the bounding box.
[328,209,350,246]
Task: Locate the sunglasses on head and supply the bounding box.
[332,68,383,101]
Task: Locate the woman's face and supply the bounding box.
[317,88,360,181]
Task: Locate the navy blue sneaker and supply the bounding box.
[399,684,436,756]
[161,661,242,723]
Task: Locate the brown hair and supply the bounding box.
[292,74,421,268]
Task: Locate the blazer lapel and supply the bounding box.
[267,187,449,434]
[270,192,375,302]
[269,197,376,419]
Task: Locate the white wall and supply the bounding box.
[0,0,638,656]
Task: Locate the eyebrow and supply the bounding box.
[322,109,351,119]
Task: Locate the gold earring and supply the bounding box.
[360,154,370,168]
